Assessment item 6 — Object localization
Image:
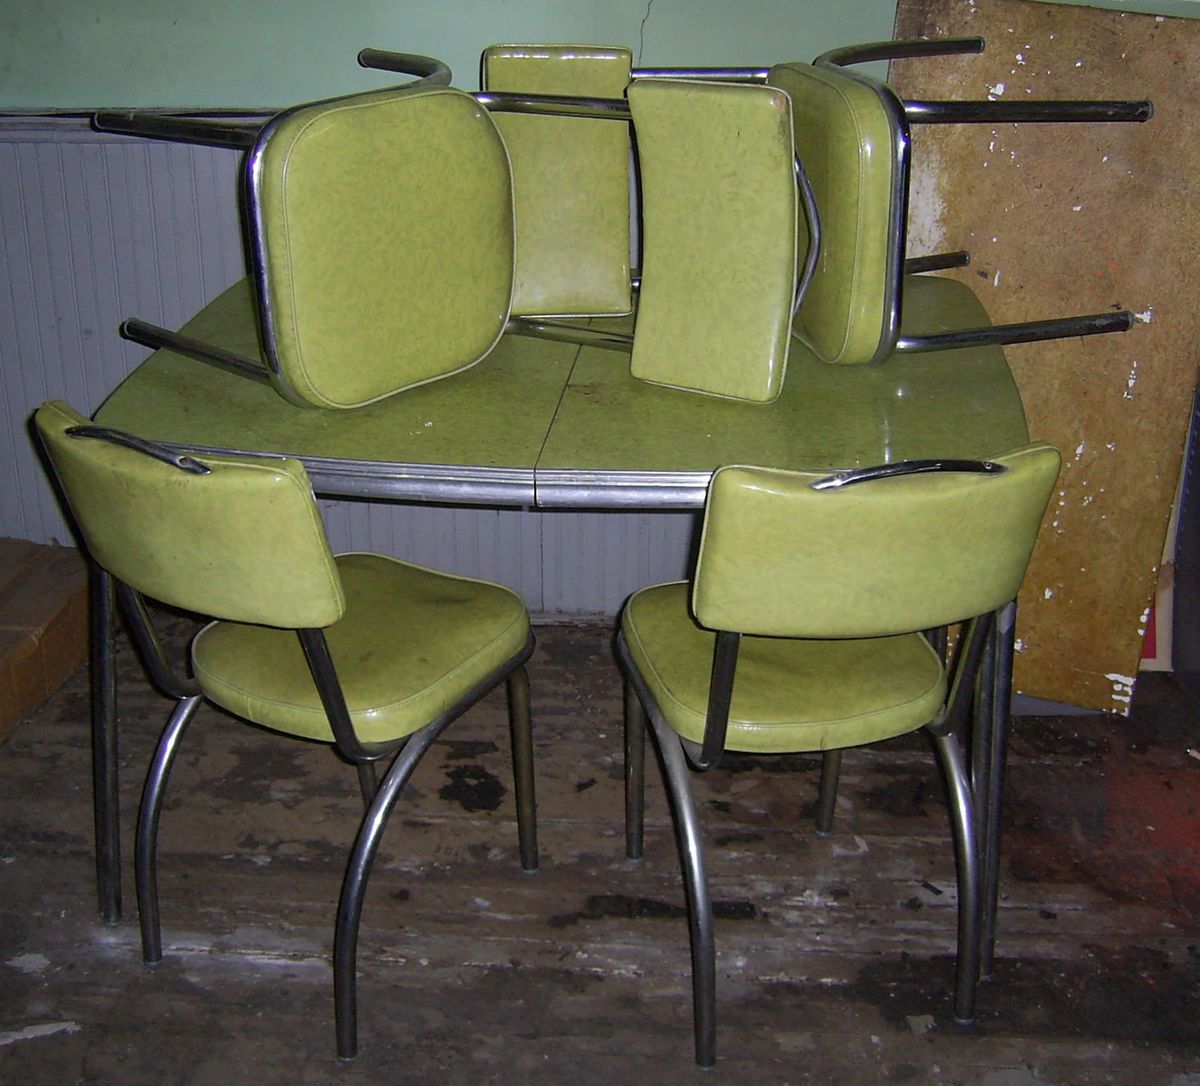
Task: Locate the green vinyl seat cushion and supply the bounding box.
[621,581,946,753]
[193,552,530,745]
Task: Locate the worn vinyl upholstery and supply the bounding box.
[627,79,799,403]
[767,62,907,367]
[483,45,633,317]
[247,86,515,409]
[621,444,1061,752]
[35,400,344,629]
[35,401,531,746]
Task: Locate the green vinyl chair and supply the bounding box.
[34,400,538,1060]
[616,444,1060,1068]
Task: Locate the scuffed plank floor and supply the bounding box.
[1,623,1199,1085]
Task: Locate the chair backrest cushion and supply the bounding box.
[35,401,345,628]
[247,86,514,409]
[693,444,1061,637]
[767,62,907,367]
[482,45,633,318]
[627,79,798,403]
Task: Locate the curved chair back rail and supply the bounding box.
[246,84,515,409]
[693,443,1062,637]
[481,45,634,318]
[626,78,800,403]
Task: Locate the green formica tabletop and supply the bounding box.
[95,273,1029,510]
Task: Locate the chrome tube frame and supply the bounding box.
[633,66,769,82]
[931,728,981,1025]
[475,91,631,120]
[793,155,823,316]
[907,98,1152,124]
[354,49,452,85]
[696,631,739,770]
[812,458,1004,491]
[120,319,271,386]
[136,694,203,963]
[333,632,537,1058]
[90,564,121,923]
[115,584,202,701]
[67,422,214,475]
[90,111,263,149]
[815,750,842,836]
[906,251,969,275]
[647,711,718,1069]
[816,36,986,68]
[506,318,633,352]
[624,678,647,861]
[979,601,1017,976]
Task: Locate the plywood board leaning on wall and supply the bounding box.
[889,0,1199,712]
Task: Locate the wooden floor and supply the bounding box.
[2,622,1199,1084]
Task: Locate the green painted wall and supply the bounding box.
[0,0,899,110]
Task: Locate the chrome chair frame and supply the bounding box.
[616,457,1019,1069]
[93,37,1150,385]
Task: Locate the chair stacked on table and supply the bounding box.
[43,34,1148,1065]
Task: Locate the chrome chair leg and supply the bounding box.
[333,718,445,1060]
[624,681,647,861]
[648,711,717,1069]
[135,694,203,964]
[815,749,842,835]
[932,729,981,1025]
[508,666,539,872]
[90,563,121,925]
